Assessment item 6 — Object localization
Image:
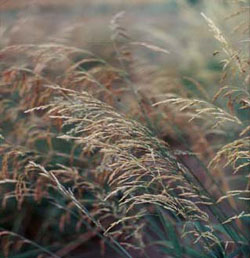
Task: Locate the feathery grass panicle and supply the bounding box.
[153,94,242,129]
[25,87,222,252]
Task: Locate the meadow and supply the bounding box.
[0,0,249,257]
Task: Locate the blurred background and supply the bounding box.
[1,0,244,84]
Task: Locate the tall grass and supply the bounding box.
[0,0,249,257]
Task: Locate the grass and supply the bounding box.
[0,0,249,257]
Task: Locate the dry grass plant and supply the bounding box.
[0,0,249,257]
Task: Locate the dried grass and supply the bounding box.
[0,1,249,257]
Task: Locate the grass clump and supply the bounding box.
[0,0,249,257]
